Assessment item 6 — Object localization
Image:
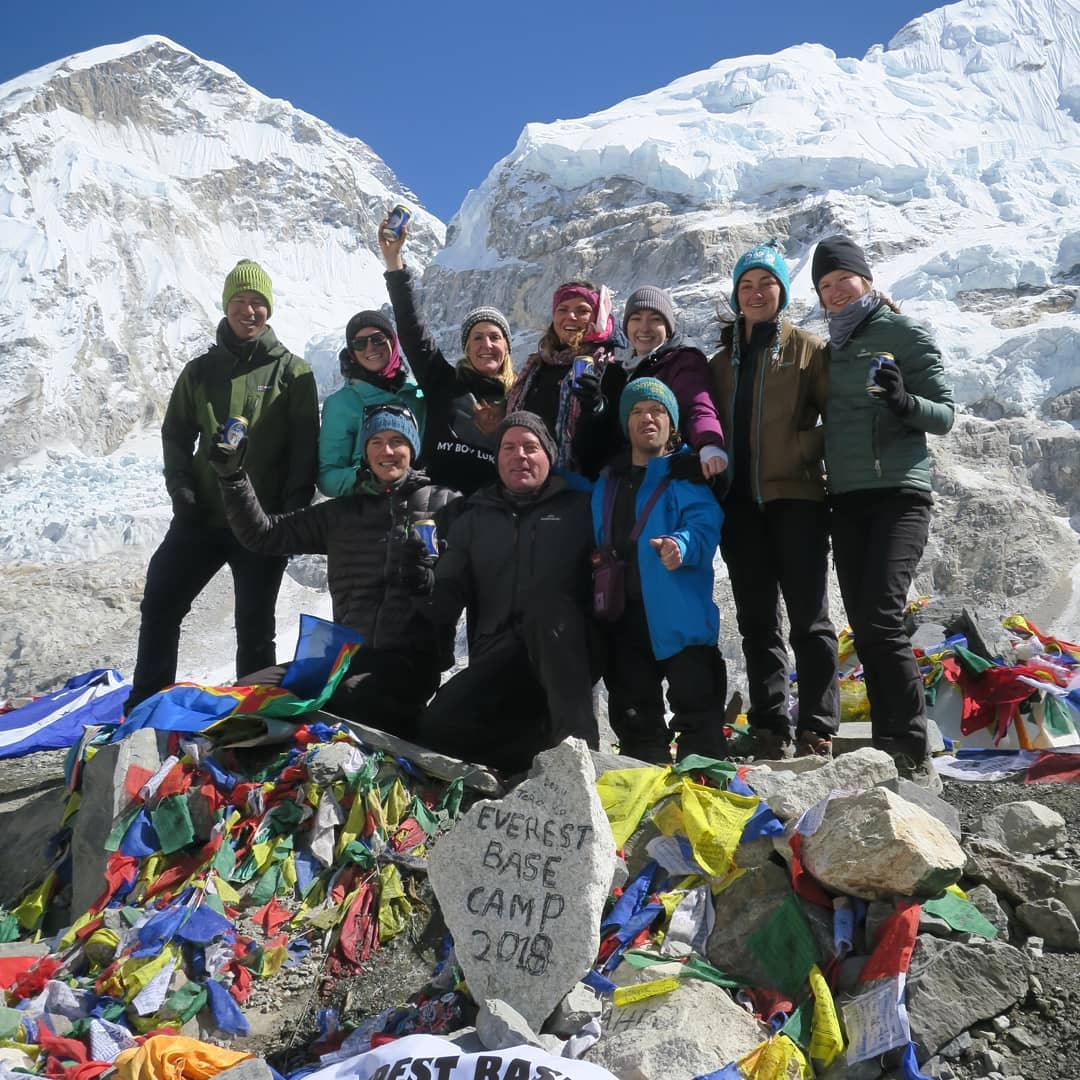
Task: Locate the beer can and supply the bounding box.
[572,356,595,387]
[412,518,439,557]
[866,353,893,396]
[383,203,413,239]
[222,415,248,447]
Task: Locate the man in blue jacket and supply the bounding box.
[591,378,727,763]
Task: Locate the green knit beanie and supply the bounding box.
[222,259,274,316]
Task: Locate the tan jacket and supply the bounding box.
[710,320,829,503]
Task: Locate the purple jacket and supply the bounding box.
[631,337,725,451]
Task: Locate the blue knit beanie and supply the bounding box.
[619,377,680,435]
[361,405,420,462]
[730,244,790,313]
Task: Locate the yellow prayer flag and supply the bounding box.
[680,780,756,879]
[596,767,681,848]
[384,779,409,831]
[612,976,682,1006]
[13,872,56,931]
[807,964,844,1066]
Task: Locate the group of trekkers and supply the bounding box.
[125,217,955,788]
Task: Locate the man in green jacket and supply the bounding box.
[126,260,319,712]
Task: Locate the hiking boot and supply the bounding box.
[675,729,730,764]
[730,726,793,762]
[892,753,944,795]
[794,731,833,759]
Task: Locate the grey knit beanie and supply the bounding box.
[460,306,512,353]
[622,286,676,335]
[496,411,557,465]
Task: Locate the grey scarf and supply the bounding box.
[826,291,883,347]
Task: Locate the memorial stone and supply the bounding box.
[428,739,616,1031]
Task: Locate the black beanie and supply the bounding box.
[811,236,874,293]
[345,309,396,346]
[496,411,557,465]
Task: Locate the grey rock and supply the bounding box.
[919,911,957,938]
[476,998,542,1050]
[818,1057,883,1080]
[937,1031,972,1061]
[1004,1025,1046,1051]
[905,936,1030,1060]
[587,976,766,1080]
[865,900,895,950]
[0,941,50,958]
[980,1048,1006,1072]
[801,787,965,900]
[880,778,962,840]
[428,738,616,1031]
[545,983,603,1037]
[963,838,1062,906]
[745,747,898,821]
[335,713,502,795]
[706,859,797,988]
[70,727,168,915]
[444,1027,485,1053]
[0,785,68,907]
[976,800,1066,854]
[304,742,360,788]
[920,1058,957,1079]
[965,884,1012,942]
[991,1014,1011,1032]
[1058,879,1080,923]
[1015,897,1080,950]
[610,856,628,893]
[213,1062,274,1080]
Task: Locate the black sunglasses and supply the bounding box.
[350,332,390,351]
[363,402,417,426]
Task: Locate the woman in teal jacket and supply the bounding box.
[813,235,954,788]
[318,310,426,496]
[589,378,726,763]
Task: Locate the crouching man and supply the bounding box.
[416,411,598,774]
[212,404,458,739]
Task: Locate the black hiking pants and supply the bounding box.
[417,593,598,774]
[126,521,287,712]
[720,498,839,738]
[830,491,932,758]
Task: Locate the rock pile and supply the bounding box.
[1,711,1079,1080]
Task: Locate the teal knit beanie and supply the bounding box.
[619,377,680,435]
[730,244,790,314]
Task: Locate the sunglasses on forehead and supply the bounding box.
[350,331,390,351]
[363,402,417,426]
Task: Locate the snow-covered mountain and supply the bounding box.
[416,0,1080,632]
[0,34,443,471]
[424,0,1079,420]
[2,1,1079,696]
[0,36,442,692]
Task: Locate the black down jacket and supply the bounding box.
[425,476,594,660]
[221,469,460,651]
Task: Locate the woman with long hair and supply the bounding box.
[812,234,955,789]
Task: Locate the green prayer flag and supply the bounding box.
[679,953,745,989]
[151,795,196,855]
[408,796,441,837]
[673,755,738,784]
[440,777,464,819]
[923,892,998,939]
[0,1007,22,1039]
[746,895,820,996]
[164,980,208,1023]
[0,913,19,944]
[249,863,282,906]
[1043,695,1075,737]
[781,999,814,1050]
[954,643,994,676]
[105,804,142,853]
[211,842,236,880]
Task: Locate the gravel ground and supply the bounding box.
[940,777,1080,1080]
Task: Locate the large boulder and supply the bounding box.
[975,800,1067,855]
[801,788,966,900]
[428,739,616,1032]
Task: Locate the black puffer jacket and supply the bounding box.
[220,469,460,652]
[425,477,593,660]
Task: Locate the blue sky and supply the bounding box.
[0,0,935,223]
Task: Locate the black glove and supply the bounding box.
[393,536,437,596]
[667,453,709,483]
[873,360,915,416]
[209,426,248,478]
[570,371,604,414]
[170,487,202,525]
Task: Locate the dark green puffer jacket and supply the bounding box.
[824,306,954,495]
[162,322,319,527]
